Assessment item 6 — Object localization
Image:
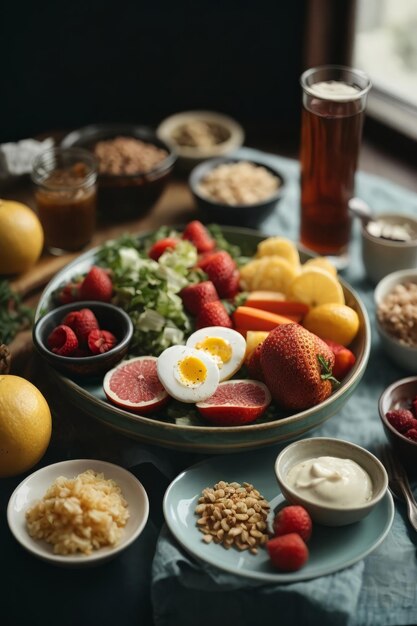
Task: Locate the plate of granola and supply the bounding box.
[34,224,370,453]
[163,447,394,582]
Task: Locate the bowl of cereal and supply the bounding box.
[189,157,285,227]
[374,269,417,372]
[7,459,149,567]
[61,124,177,219]
[156,110,245,171]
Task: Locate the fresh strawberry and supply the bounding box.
[182,220,215,253]
[247,343,264,381]
[267,533,309,572]
[79,266,113,302]
[47,324,79,356]
[198,251,238,298]
[405,428,417,442]
[260,323,337,410]
[87,329,117,354]
[148,237,180,261]
[180,281,219,315]
[195,300,233,329]
[273,505,312,543]
[323,339,356,379]
[57,281,81,304]
[62,308,99,345]
[385,409,417,434]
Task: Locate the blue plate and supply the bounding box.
[163,446,394,582]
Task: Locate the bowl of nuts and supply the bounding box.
[189,157,286,227]
[61,124,177,219]
[374,268,417,372]
[156,110,245,171]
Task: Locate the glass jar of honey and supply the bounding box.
[31,147,98,255]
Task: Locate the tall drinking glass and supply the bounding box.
[299,65,371,268]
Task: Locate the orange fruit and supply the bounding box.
[0,375,52,477]
[289,267,345,307]
[303,303,360,346]
[0,199,44,275]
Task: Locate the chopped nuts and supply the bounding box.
[195,481,270,554]
[377,282,417,347]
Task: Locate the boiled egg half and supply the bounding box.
[157,345,219,403]
[186,326,246,382]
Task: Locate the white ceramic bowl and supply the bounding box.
[156,110,244,171]
[361,212,417,285]
[274,437,388,526]
[374,268,417,372]
[7,459,149,567]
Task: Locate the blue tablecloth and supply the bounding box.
[151,150,417,626]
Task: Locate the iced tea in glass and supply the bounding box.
[299,66,371,267]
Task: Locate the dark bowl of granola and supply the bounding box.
[374,269,417,372]
[61,124,177,220]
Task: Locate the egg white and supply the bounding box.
[157,345,219,403]
[186,326,246,382]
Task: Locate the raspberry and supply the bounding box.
[180,281,219,315]
[87,329,117,354]
[267,533,309,572]
[47,325,79,356]
[405,428,417,442]
[182,220,215,253]
[385,409,417,434]
[273,505,312,542]
[62,308,99,345]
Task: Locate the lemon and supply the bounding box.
[289,267,345,307]
[303,257,337,277]
[0,199,44,275]
[240,256,298,293]
[256,237,300,268]
[245,331,269,363]
[0,375,52,477]
[303,303,360,346]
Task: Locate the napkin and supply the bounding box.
[0,137,54,179]
[151,149,417,626]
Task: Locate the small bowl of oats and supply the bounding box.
[375,269,417,371]
[189,157,286,227]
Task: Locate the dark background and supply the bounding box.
[0,0,307,144]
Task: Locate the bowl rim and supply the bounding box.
[378,375,417,447]
[156,110,245,158]
[61,123,177,179]
[33,300,134,364]
[361,212,417,248]
[189,156,286,210]
[274,436,388,513]
[374,268,417,306]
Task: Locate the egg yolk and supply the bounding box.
[194,337,232,369]
[175,355,208,388]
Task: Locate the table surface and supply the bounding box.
[1,136,417,626]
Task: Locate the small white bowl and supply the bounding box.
[7,459,149,567]
[275,437,388,526]
[361,212,417,285]
[156,110,244,171]
[374,268,417,372]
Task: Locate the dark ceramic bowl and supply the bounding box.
[378,376,417,471]
[33,301,133,378]
[61,124,177,220]
[189,157,285,227]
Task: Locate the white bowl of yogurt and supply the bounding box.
[275,437,388,526]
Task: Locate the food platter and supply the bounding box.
[163,447,394,582]
[35,226,371,454]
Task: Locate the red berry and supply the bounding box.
[87,329,117,354]
[57,281,81,304]
[273,505,312,543]
[323,339,356,379]
[180,281,219,315]
[79,266,113,302]
[47,324,79,356]
[148,237,179,261]
[412,397,417,418]
[195,300,233,329]
[62,308,99,345]
[405,428,417,442]
[267,533,309,572]
[385,409,417,434]
[182,220,215,253]
[247,343,264,381]
[198,251,238,298]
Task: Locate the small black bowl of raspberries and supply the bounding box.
[33,301,133,378]
[379,376,417,471]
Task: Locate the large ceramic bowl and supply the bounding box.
[34,226,371,454]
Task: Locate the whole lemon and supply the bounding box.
[303,303,360,346]
[0,375,52,477]
[0,199,44,275]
